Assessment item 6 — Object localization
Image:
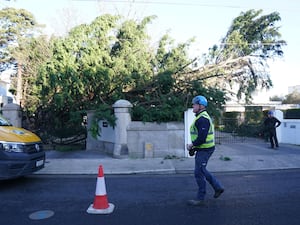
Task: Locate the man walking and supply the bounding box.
[264,110,281,149]
[187,95,224,206]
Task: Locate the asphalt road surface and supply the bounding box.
[1,169,300,225]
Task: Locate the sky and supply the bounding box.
[1,0,299,102]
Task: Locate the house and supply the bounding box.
[0,69,14,108]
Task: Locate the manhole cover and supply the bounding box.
[29,210,54,220]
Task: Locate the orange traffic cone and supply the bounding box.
[87,165,115,214]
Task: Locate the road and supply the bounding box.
[1,169,300,225]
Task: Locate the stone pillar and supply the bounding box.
[112,99,132,158]
[2,103,22,127]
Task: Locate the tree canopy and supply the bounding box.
[188,9,286,102]
[0,7,40,69]
[282,91,300,104]
[0,7,44,104]
[0,8,287,139]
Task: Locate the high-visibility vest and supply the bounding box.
[190,111,215,149]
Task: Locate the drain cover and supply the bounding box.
[29,210,54,220]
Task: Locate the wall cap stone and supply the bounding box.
[2,103,21,111]
[112,99,133,108]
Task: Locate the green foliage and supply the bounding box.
[0,7,44,107]
[221,108,264,137]
[220,112,240,133]
[200,9,286,103]
[152,34,193,74]
[37,15,155,111]
[269,95,284,101]
[90,104,116,138]
[54,144,85,152]
[127,68,226,122]
[225,10,284,58]
[282,91,300,104]
[244,106,264,124]
[34,15,157,139]
[0,8,286,142]
[236,124,262,137]
[219,155,232,161]
[0,7,38,44]
[13,36,51,112]
[0,7,41,65]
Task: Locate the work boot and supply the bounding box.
[214,188,224,198]
[187,199,205,206]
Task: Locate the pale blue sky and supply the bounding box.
[1,0,299,100]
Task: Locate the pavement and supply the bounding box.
[36,139,300,175]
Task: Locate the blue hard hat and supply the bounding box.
[192,95,208,107]
[268,110,274,115]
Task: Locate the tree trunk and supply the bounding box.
[16,63,23,106]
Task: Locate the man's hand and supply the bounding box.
[186,144,195,156]
[186,144,193,151]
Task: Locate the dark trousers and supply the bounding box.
[269,129,279,148]
[194,149,223,200]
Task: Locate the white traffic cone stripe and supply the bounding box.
[95,177,107,196]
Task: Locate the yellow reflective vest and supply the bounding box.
[190,111,215,149]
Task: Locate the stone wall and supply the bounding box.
[86,100,186,158]
[86,102,299,158]
[127,121,185,158]
[1,103,22,127]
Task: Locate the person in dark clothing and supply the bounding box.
[186,95,224,206]
[264,111,281,149]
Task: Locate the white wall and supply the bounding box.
[280,119,300,145]
[97,120,115,143]
[265,110,300,145]
[273,110,283,143]
[184,108,194,157]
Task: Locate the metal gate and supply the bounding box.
[184,109,262,150]
[215,118,262,144]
